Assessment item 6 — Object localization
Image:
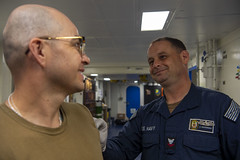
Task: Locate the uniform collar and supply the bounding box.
[151,83,201,118]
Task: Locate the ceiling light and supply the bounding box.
[90,74,98,76]
[141,11,169,31]
[104,78,111,81]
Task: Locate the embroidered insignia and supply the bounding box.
[165,136,176,154]
[189,119,215,134]
[224,100,240,122]
[167,138,175,147]
[166,137,176,153]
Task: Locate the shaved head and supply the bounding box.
[3,4,74,72]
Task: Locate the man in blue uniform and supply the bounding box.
[103,37,240,160]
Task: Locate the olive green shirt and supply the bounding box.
[0,102,103,160]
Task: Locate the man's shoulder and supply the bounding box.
[196,86,230,99]
[61,102,91,115]
[60,102,96,125]
[194,85,234,112]
[61,102,85,108]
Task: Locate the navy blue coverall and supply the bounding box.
[103,84,240,160]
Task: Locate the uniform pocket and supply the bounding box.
[183,134,219,152]
[142,133,159,148]
[142,133,160,159]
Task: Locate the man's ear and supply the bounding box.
[180,50,189,65]
[28,38,46,67]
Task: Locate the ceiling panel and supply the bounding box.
[0,0,240,79]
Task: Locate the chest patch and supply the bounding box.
[189,119,215,134]
[224,100,240,122]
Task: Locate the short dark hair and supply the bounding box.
[152,37,187,53]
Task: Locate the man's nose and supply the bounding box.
[82,53,90,65]
[153,60,161,68]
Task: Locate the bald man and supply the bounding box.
[1,4,103,159]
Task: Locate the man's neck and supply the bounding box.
[163,80,192,104]
[6,87,66,128]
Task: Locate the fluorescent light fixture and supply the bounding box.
[90,74,98,76]
[104,78,111,81]
[141,11,169,31]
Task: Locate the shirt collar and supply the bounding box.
[150,83,201,117]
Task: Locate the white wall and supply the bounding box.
[109,82,128,119]
[109,82,123,119]
[218,28,240,104]
[195,27,240,104]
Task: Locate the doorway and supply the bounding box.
[126,86,140,119]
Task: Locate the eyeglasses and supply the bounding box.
[25,36,86,55]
